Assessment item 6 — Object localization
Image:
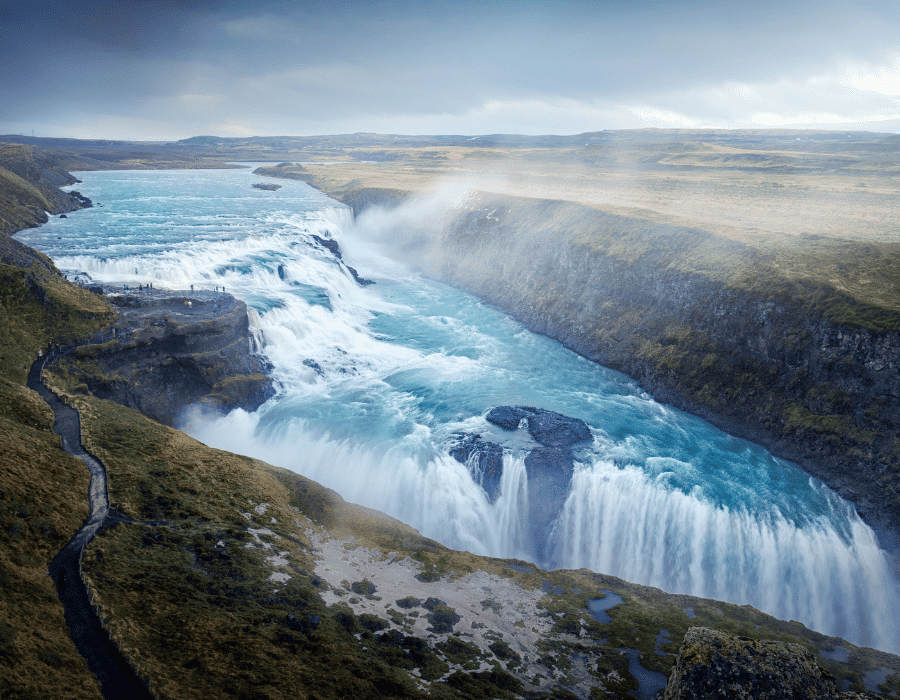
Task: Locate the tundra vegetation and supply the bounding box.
[2,134,900,698]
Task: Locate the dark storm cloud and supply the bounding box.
[1,1,216,116]
[3,0,206,52]
[2,0,899,138]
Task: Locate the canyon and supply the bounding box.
[3,133,900,699]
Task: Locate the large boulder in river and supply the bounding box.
[664,627,880,700]
[484,405,531,430]
[486,405,592,447]
[526,409,592,447]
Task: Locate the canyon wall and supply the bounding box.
[336,187,900,544]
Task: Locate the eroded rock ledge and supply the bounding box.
[450,405,593,559]
[57,287,274,426]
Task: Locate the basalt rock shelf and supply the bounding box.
[55,286,274,427]
[450,406,593,501]
[450,406,594,558]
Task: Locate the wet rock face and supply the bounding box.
[524,409,592,447]
[664,628,880,700]
[524,446,574,483]
[484,405,530,431]
[452,407,592,508]
[523,446,577,559]
[448,434,504,501]
[311,234,374,286]
[451,406,593,555]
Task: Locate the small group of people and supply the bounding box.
[122,282,153,293]
[118,282,223,294]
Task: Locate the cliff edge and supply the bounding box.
[664,628,882,699]
[55,287,274,426]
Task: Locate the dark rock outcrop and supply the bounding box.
[486,405,592,447]
[485,405,590,539]
[448,434,504,500]
[311,234,374,286]
[526,410,591,447]
[524,446,575,483]
[664,628,881,700]
[64,290,274,426]
[68,190,93,208]
[484,405,528,431]
[523,445,576,555]
[252,183,281,191]
[450,406,591,543]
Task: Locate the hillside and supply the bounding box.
[0,143,93,234]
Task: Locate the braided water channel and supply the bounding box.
[16,164,900,655]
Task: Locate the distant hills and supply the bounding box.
[2,128,898,168]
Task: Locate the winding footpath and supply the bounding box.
[27,353,153,700]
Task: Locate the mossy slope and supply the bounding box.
[0,143,88,235]
[0,243,112,698]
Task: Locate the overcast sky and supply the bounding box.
[2,0,900,140]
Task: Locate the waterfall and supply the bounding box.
[19,164,900,655]
[550,461,899,651]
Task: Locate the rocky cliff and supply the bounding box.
[321,186,900,545]
[53,288,274,426]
